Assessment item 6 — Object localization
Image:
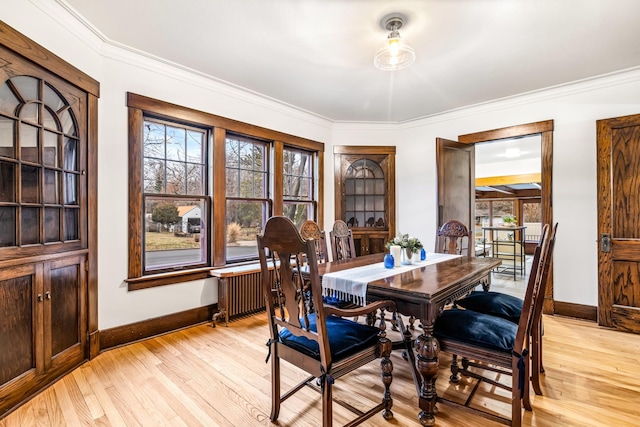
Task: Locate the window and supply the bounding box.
[142,119,208,273]
[225,134,269,262]
[282,147,314,229]
[127,93,324,288]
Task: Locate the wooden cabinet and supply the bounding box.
[0,23,98,417]
[0,255,86,414]
[334,146,395,256]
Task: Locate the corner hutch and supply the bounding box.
[0,22,99,417]
[333,146,395,256]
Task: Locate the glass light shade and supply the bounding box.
[374,36,416,71]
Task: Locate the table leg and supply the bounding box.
[415,322,440,426]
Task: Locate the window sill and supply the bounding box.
[126,267,213,291]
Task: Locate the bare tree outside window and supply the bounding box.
[283,147,314,228]
[142,119,208,272]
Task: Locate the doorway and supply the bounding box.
[437,120,554,312]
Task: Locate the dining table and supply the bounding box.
[315,252,502,426]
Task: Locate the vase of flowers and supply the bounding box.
[386,233,423,265]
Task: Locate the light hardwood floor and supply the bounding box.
[2,308,640,427]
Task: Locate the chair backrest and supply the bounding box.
[299,220,330,263]
[513,223,555,355]
[330,220,357,261]
[529,223,558,334]
[257,216,332,365]
[436,220,471,257]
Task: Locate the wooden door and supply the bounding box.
[44,255,87,370]
[435,138,475,238]
[597,113,640,333]
[0,264,42,416]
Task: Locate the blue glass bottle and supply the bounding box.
[420,248,426,261]
[384,253,394,268]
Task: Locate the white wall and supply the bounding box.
[6,0,640,328]
[333,69,640,307]
[5,0,332,329]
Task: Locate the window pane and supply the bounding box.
[144,158,164,193]
[11,76,39,102]
[493,200,514,223]
[0,117,15,159]
[64,208,78,241]
[186,163,203,195]
[64,173,77,205]
[166,160,186,194]
[63,138,78,171]
[144,198,206,271]
[43,83,65,112]
[186,130,203,164]
[43,169,59,204]
[20,103,39,125]
[0,83,19,116]
[45,207,60,243]
[0,161,15,202]
[226,199,267,261]
[165,125,185,162]
[60,109,75,136]
[143,121,165,159]
[0,207,16,246]
[43,131,58,167]
[21,165,39,203]
[21,207,40,244]
[20,123,38,163]
[283,202,312,229]
[42,108,57,131]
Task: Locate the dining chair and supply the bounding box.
[433,223,556,426]
[300,220,330,263]
[258,216,396,427]
[435,219,471,257]
[330,219,357,261]
[454,223,557,395]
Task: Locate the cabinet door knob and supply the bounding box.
[45,291,51,300]
[37,294,43,302]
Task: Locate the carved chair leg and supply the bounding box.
[512,357,524,427]
[270,356,281,421]
[321,374,333,427]
[380,336,394,420]
[449,354,460,383]
[408,315,416,330]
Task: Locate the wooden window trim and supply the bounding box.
[127,93,324,289]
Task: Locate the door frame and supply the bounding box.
[458,120,554,313]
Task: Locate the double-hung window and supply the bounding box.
[282,146,315,228]
[142,118,209,273]
[224,134,269,262]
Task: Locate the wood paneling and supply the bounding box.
[475,173,541,186]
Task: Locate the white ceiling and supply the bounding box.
[63,0,640,123]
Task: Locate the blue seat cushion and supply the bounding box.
[455,291,523,323]
[434,308,517,352]
[279,313,381,361]
[322,295,358,309]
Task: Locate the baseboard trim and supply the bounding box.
[100,304,216,351]
[554,301,597,322]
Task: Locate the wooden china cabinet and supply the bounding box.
[333,146,395,256]
[0,23,99,417]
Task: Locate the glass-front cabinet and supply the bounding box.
[334,146,395,256]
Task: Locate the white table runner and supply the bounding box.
[322,252,461,305]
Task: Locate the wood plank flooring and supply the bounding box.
[2,309,639,427]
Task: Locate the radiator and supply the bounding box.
[212,269,272,326]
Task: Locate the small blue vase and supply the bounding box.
[384,253,394,268]
[420,248,426,260]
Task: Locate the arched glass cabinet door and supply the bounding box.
[0,74,83,252]
[334,146,395,256]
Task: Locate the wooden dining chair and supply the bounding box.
[433,223,556,426]
[330,220,357,261]
[300,220,330,263]
[435,219,471,257]
[454,223,557,395]
[258,216,396,427]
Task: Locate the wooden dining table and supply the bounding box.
[315,253,502,426]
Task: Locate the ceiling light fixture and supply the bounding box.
[374,16,416,71]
